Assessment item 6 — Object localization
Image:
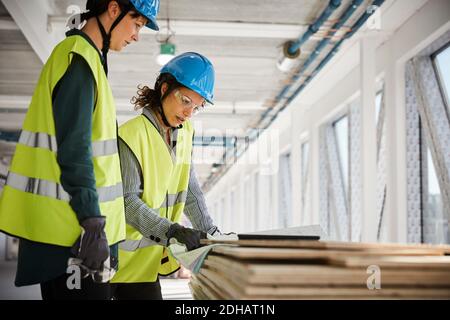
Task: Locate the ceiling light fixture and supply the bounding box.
[277,40,301,72]
[211,163,221,173]
[157,42,175,66]
[156,0,176,66]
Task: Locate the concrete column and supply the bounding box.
[360,36,378,242]
[384,46,408,243]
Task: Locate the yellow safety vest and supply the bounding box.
[112,113,193,283]
[0,35,125,247]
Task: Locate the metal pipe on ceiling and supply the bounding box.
[288,0,342,55]
[283,0,385,108]
[267,0,344,121]
[261,0,366,131]
[202,0,385,192]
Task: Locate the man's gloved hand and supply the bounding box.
[71,216,110,271]
[166,223,207,251]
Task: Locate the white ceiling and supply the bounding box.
[0,0,376,184]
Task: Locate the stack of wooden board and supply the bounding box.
[189,239,450,299]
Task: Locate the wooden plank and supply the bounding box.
[202,239,450,254]
[212,246,328,260]
[329,255,450,269]
[204,255,450,287]
[195,240,450,300]
[211,246,445,260]
[195,272,229,300]
[199,267,247,299]
[200,266,450,299]
[191,274,221,300]
[189,276,210,300]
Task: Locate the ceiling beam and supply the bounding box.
[0,16,18,30]
[0,95,31,110]
[48,16,313,40]
[156,20,307,39]
[2,0,58,63]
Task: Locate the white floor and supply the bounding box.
[0,261,41,300]
[0,260,192,300]
[160,278,193,300]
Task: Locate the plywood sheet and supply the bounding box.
[195,272,227,300]
[204,255,450,287]
[192,240,450,300]
[197,266,450,299]
[202,239,450,254]
[328,255,450,269]
[211,246,445,260]
[189,276,210,300]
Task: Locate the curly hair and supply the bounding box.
[131,73,182,112]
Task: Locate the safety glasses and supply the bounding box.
[173,90,208,115]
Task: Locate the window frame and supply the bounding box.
[332,114,350,198]
[431,41,450,119]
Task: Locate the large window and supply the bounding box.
[278,152,292,228]
[221,197,227,231]
[301,142,310,183]
[260,173,273,230]
[300,141,310,223]
[252,172,259,230]
[421,43,450,244]
[434,44,450,110]
[244,177,251,230]
[229,190,236,231]
[213,202,220,227]
[333,116,349,193]
[405,38,450,245]
[422,143,447,244]
[320,114,350,241]
[375,89,387,241]
[375,91,383,124]
[319,96,373,242]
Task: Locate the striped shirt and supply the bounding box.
[118,108,219,247]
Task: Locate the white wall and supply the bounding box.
[206,0,450,241]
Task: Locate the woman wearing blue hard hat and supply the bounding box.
[111,52,221,299]
[0,0,160,300]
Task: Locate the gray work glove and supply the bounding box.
[71,216,110,271]
[166,223,207,251]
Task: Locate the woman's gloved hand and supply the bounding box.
[166,223,207,251]
[71,216,110,271]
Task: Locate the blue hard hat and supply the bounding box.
[160,52,215,104]
[129,0,160,31]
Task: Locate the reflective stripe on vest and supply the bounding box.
[18,130,118,157]
[6,172,123,203]
[6,172,70,202]
[164,190,187,209]
[119,236,156,251]
[19,130,58,151]
[118,190,188,252]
